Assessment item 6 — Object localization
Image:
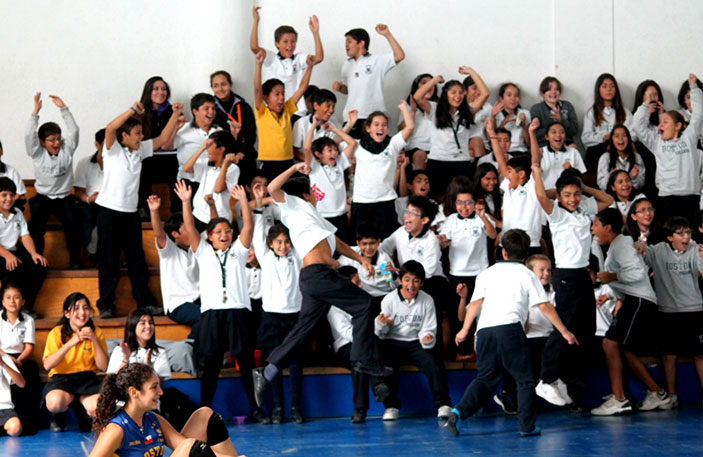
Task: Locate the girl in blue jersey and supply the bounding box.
[89,363,241,457]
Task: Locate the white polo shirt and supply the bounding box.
[96,139,153,213]
[107,346,171,379]
[157,238,199,314]
[352,132,406,203]
[0,312,35,354]
[309,153,351,217]
[426,101,472,162]
[539,146,587,190]
[525,288,555,339]
[247,265,262,300]
[439,213,494,276]
[500,177,544,248]
[292,115,338,150]
[252,214,302,314]
[0,210,28,251]
[193,238,250,312]
[262,49,310,112]
[0,354,19,410]
[375,289,437,349]
[381,227,444,278]
[73,155,104,196]
[402,106,433,151]
[471,261,548,333]
[338,246,396,297]
[192,162,240,224]
[0,163,26,196]
[494,110,531,153]
[174,123,222,182]
[341,52,396,121]
[275,193,336,258]
[547,200,596,269]
[327,306,353,352]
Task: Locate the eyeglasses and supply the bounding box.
[211,229,233,235]
[403,209,422,218]
[43,136,62,144]
[455,199,475,206]
[635,207,655,214]
[674,229,693,237]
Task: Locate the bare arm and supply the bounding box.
[414,75,443,114]
[531,163,554,214]
[0,357,25,388]
[254,50,265,110]
[152,103,184,151]
[231,186,253,249]
[302,117,319,166]
[376,24,404,63]
[147,195,167,249]
[582,182,614,212]
[397,100,414,142]
[268,162,310,203]
[455,298,483,345]
[326,122,357,161]
[291,55,316,105]
[17,342,33,366]
[528,118,542,165]
[309,15,324,63]
[43,334,80,371]
[88,423,123,457]
[183,140,209,173]
[214,154,237,193]
[249,6,263,54]
[538,301,578,344]
[486,117,508,178]
[174,180,200,252]
[460,66,489,114]
[105,103,144,150]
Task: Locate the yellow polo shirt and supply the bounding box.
[43,325,107,377]
[255,98,297,161]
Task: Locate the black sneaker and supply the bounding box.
[493,393,518,415]
[373,382,390,403]
[290,406,304,424]
[353,360,393,377]
[144,305,165,316]
[351,409,366,424]
[49,413,67,432]
[444,409,461,436]
[252,367,271,407]
[271,406,283,424]
[248,408,271,425]
[99,309,114,319]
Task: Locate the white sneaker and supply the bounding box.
[640,391,670,411]
[590,395,632,416]
[437,405,452,419]
[535,380,567,406]
[554,378,574,405]
[382,407,399,421]
[659,393,678,410]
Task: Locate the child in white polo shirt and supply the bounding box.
[333,25,405,139]
[183,131,240,232]
[303,114,356,243]
[350,101,413,239]
[395,169,432,226]
[445,229,576,437]
[0,353,25,436]
[375,260,451,421]
[0,140,26,211]
[293,89,343,159]
[530,118,587,191]
[0,178,47,317]
[96,101,183,318]
[531,162,612,409]
[73,129,105,262]
[250,7,323,112]
[24,92,82,269]
[147,195,200,338]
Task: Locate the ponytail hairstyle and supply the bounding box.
[93,363,155,434]
[593,73,626,126]
[605,125,637,172]
[123,309,160,354]
[436,80,473,130]
[57,292,94,344]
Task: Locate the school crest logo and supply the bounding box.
[471,226,480,236]
[417,246,424,256]
[365,65,373,74]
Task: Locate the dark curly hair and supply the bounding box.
[93,363,156,434]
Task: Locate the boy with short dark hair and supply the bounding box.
[333,24,405,138]
[395,169,432,225]
[250,6,323,112]
[0,178,47,317]
[293,89,343,158]
[25,92,82,269]
[445,229,576,437]
[375,260,451,421]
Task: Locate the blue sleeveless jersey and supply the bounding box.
[109,409,166,457]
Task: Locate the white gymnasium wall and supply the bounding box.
[2,0,702,178]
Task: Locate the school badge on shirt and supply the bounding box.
[365,64,372,74]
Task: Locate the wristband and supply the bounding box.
[129,107,137,114]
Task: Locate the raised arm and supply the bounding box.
[214,153,238,193]
[254,50,265,110]
[376,24,404,63]
[531,163,554,214]
[173,180,200,252]
[582,181,614,212]
[268,162,310,203]
[325,121,357,160]
[251,184,269,257]
[414,75,443,114]
[684,73,703,140]
[153,103,184,151]
[528,118,542,165]
[249,6,263,54]
[397,100,414,142]
[459,66,489,114]
[25,92,43,158]
[231,185,253,249]
[302,116,320,166]
[291,55,316,105]
[148,195,167,249]
[50,95,79,152]
[486,117,508,178]
[309,15,324,63]
[183,139,209,173]
[105,102,145,150]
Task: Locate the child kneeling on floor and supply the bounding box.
[444,229,577,437]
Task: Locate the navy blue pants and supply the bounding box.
[167,300,201,339]
[455,323,536,432]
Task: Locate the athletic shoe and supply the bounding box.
[252,367,271,407]
[658,393,678,410]
[271,407,283,424]
[518,426,541,437]
[353,360,393,377]
[555,379,574,405]
[535,380,567,406]
[49,413,66,432]
[590,395,633,416]
[248,408,271,425]
[373,382,390,403]
[444,408,461,436]
[351,409,366,424]
[640,390,671,411]
[437,405,452,419]
[493,393,518,415]
[382,407,399,421]
[290,406,304,424]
